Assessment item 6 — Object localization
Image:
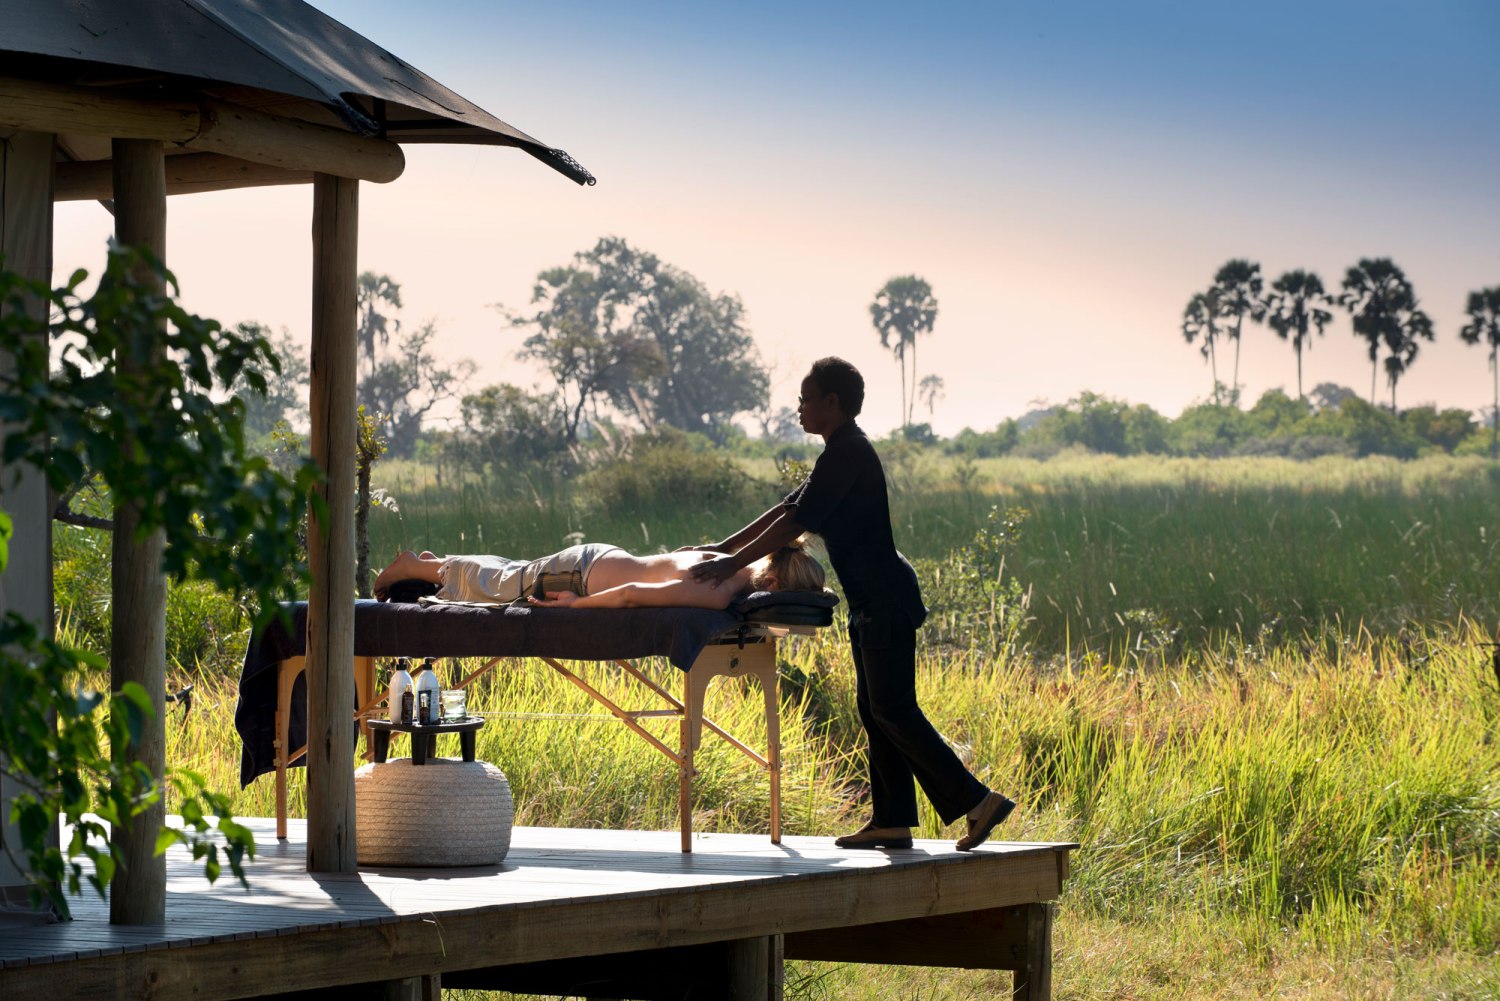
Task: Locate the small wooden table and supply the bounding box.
[366,717,484,766]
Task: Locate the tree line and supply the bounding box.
[1182,258,1500,455]
[235,238,1499,468]
[242,237,945,469]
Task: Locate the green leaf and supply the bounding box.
[154,827,180,856]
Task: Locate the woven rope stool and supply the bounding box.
[354,758,513,867]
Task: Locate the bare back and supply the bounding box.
[590,550,752,596]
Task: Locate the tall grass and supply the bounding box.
[367,453,1500,654]
[146,622,1500,997]
[51,454,1500,996]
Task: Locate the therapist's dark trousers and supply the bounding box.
[850,607,988,827]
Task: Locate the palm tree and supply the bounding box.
[1181,290,1223,403]
[1211,259,1264,402]
[870,276,938,427]
[1460,286,1500,457]
[356,271,403,380]
[1262,269,1333,401]
[917,373,945,420]
[1338,258,1434,410]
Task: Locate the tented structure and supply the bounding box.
[0,0,591,924]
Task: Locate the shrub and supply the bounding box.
[916,505,1031,656]
[579,429,771,517]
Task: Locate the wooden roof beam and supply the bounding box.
[55,153,313,201]
[0,76,404,184]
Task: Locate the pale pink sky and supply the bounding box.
[50,2,1500,435]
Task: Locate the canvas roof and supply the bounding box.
[1,0,595,185]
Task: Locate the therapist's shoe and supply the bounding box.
[956,792,1016,852]
[835,823,913,850]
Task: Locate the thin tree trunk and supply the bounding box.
[1231,319,1242,405]
[1371,358,1378,406]
[355,451,371,599]
[908,336,918,427]
[1296,341,1304,401]
[1208,338,1219,404]
[1492,352,1498,459]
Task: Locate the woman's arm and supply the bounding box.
[688,507,805,588]
[676,503,785,554]
[528,576,740,610]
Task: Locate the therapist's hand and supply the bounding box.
[688,556,740,589]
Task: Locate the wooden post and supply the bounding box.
[0,128,58,911]
[305,172,359,873]
[108,137,168,925]
[1012,902,1055,1001]
[728,935,778,1001]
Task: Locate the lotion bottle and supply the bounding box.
[388,658,414,725]
[412,657,442,726]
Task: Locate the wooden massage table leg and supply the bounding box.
[679,639,782,852]
[274,656,304,840]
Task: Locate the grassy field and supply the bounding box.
[366,452,1500,655]
[49,453,1500,998]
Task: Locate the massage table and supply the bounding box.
[234,591,838,853]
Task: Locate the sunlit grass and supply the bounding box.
[142,622,1500,998]
[52,453,1500,997]
[366,453,1500,655]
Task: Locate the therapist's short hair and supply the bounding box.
[808,357,864,418]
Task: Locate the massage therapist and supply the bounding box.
[687,356,1015,852]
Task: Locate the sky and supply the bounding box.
[51,0,1500,436]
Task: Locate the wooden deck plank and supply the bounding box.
[1,819,1074,998]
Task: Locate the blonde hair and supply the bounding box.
[749,535,826,593]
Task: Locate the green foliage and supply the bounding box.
[0,249,322,609]
[231,323,307,446]
[917,505,1031,655]
[578,429,773,520]
[457,382,570,471]
[947,419,1020,457]
[511,237,771,447]
[355,405,392,599]
[0,247,320,912]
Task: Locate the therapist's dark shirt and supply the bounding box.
[783,421,927,628]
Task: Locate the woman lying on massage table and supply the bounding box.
[373,537,825,610]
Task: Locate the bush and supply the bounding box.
[947,420,1019,457]
[579,429,771,517]
[916,505,1031,656]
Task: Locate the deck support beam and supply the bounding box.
[785,903,1057,1000]
[305,172,359,873]
[108,137,168,926]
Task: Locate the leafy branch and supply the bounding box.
[0,246,323,915]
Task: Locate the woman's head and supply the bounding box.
[749,535,826,593]
[799,357,863,438]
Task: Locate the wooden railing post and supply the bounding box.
[306,172,359,873]
[108,137,168,924]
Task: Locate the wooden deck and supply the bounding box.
[0,819,1075,1000]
